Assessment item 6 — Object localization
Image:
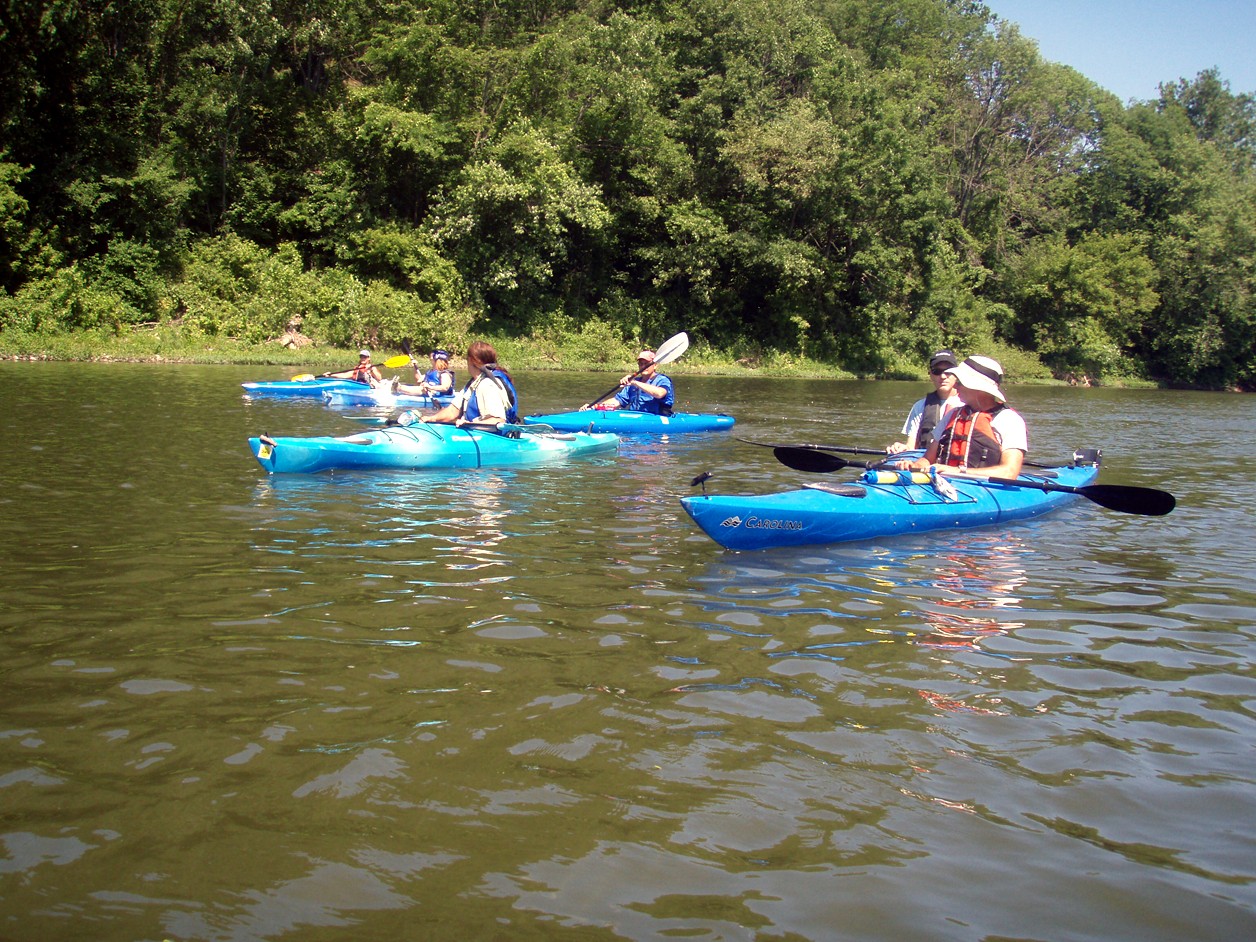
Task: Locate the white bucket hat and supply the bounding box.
[947,355,1005,402]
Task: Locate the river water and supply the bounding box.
[1,362,1253,941]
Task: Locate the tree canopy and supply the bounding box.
[1,0,1253,387]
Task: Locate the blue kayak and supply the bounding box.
[523,410,735,434]
[322,385,454,409]
[249,423,618,473]
[242,377,370,398]
[681,458,1102,550]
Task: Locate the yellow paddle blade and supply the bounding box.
[382,353,413,369]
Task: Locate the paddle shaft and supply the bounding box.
[768,446,1174,517]
[319,353,412,378]
[739,438,1060,470]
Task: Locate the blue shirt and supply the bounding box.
[617,372,674,414]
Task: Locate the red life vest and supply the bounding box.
[936,405,1005,470]
[352,363,375,383]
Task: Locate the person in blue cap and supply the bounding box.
[394,349,455,398]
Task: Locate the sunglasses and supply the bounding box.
[930,368,950,376]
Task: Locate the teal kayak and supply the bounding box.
[681,456,1103,550]
[242,377,370,398]
[249,423,618,473]
[523,410,735,434]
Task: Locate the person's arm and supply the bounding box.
[627,379,669,400]
[888,401,925,454]
[946,450,1024,480]
[421,403,459,424]
[422,388,468,424]
[457,380,509,425]
[901,440,941,471]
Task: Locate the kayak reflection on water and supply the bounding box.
[915,532,1029,653]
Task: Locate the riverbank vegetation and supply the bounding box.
[2,1,1253,388]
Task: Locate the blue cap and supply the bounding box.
[431,349,451,360]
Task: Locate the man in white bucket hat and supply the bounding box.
[899,355,1027,479]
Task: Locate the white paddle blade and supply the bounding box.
[652,331,689,367]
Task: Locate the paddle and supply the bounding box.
[739,439,891,459]
[767,446,1176,517]
[737,438,1064,471]
[583,331,690,409]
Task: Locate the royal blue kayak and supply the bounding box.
[681,459,1102,550]
[249,423,618,473]
[322,385,454,409]
[523,410,735,434]
[241,377,370,398]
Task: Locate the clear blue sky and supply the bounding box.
[984,1,1256,103]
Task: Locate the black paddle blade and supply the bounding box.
[772,447,853,473]
[1081,484,1176,516]
[690,471,712,488]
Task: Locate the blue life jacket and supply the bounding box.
[462,366,519,424]
[423,368,455,393]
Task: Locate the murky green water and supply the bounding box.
[2,362,1254,941]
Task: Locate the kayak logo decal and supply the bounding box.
[719,515,804,531]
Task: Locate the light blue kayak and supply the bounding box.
[322,385,454,409]
[523,410,735,434]
[249,423,618,473]
[242,377,370,398]
[682,458,1104,550]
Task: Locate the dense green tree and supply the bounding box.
[0,0,1252,387]
[1067,74,1256,387]
[427,121,611,322]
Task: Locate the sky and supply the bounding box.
[983,1,1256,103]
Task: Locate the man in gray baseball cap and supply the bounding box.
[887,350,962,454]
